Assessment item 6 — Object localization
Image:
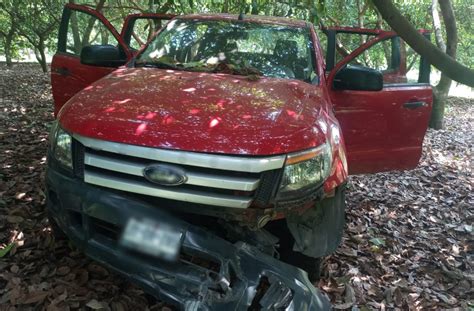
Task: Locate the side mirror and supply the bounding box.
[80,45,127,67]
[333,65,383,91]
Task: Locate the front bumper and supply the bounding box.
[46,166,331,310]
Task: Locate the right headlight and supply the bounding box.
[49,121,73,170]
[278,142,332,195]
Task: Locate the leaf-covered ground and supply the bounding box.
[0,64,472,310]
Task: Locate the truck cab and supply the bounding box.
[46,4,432,309]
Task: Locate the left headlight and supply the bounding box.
[278,142,332,195]
[49,122,73,170]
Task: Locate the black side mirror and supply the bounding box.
[80,45,127,67]
[333,65,383,91]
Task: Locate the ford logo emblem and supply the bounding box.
[143,164,188,186]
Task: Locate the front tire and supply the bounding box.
[266,219,323,282]
[280,247,323,282]
[47,213,66,240]
[268,185,346,282]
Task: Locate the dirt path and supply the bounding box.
[1,64,472,310]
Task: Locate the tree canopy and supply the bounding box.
[1,0,473,74]
[1,0,473,89]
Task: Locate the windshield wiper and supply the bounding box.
[135,61,181,70]
[135,60,262,78]
[171,60,262,77]
[212,62,263,77]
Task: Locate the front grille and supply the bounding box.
[72,139,85,179]
[88,216,222,275]
[74,135,286,209]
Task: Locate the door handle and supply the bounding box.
[403,101,427,109]
[55,67,70,76]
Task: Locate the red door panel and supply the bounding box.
[327,31,433,175]
[51,54,117,116]
[331,85,432,174]
[51,4,131,117]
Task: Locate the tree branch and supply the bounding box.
[372,0,474,87]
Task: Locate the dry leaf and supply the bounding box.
[21,291,49,304]
[86,299,106,310]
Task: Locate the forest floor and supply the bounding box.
[0,63,472,310]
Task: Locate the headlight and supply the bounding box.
[50,122,73,170]
[279,143,332,194]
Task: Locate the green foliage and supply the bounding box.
[319,0,472,69]
[0,243,15,258]
[452,0,473,69]
[14,1,63,48]
[1,0,63,71]
[0,1,21,65]
[0,0,471,70]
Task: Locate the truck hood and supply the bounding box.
[59,67,327,155]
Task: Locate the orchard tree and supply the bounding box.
[0,1,20,67]
[429,0,457,129]
[10,0,63,73]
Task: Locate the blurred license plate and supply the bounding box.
[120,218,183,261]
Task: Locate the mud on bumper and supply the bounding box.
[46,167,331,310]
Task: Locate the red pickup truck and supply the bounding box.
[46,4,432,309]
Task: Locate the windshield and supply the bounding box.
[135,19,316,82]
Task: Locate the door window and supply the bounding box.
[334,32,427,84]
[348,38,392,71]
[351,38,425,84]
[334,33,378,65]
[63,10,119,56]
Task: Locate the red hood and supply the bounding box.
[59,67,327,155]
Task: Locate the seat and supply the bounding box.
[274,40,300,77]
[274,40,298,63]
[223,42,238,62]
[225,42,238,54]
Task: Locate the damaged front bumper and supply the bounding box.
[46,166,331,310]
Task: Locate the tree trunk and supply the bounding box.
[3,17,17,68]
[4,36,13,67]
[35,39,48,74]
[81,0,106,46]
[431,0,446,52]
[251,0,259,15]
[67,0,82,54]
[357,0,370,65]
[372,0,473,87]
[374,11,392,66]
[429,0,457,129]
[70,10,82,54]
[222,0,229,13]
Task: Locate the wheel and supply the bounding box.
[266,219,323,282]
[280,248,322,283]
[268,186,346,282]
[47,213,66,240]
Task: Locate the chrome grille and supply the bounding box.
[74,135,286,209]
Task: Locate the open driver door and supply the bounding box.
[324,27,433,175]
